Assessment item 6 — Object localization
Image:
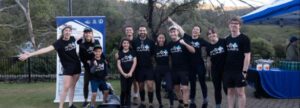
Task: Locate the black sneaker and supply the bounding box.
[138,103,146,108]
[177,104,184,108]
[149,104,154,108]
[133,97,139,105]
[69,104,77,108]
[189,103,196,108]
[201,103,208,108]
[82,102,89,108]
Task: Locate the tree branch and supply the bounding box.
[0,4,17,12]
[0,23,26,29]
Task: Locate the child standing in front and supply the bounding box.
[89,45,109,108]
[116,38,137,107]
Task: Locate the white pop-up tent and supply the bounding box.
[241,0,300,26]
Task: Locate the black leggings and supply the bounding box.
[189,64,207,100]
[211,69,227,104]
[120,75,133,106]
[83,65,91,100]
[155,66,174,106]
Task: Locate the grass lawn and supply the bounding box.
[0,80,120,108]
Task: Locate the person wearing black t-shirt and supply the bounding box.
[168,17,209,108]
[19,26,81,108]
[167,24,195,108]
[124,25,140,103]
[77,27,102,107]
[224,17,251,108]
[206,27,227,108]
[154,33,174,108]
[89,46,109,108]
[131,25,155,108]
[116,38,137,107]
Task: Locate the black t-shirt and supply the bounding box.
[52,36,81,73]
[132,37,155,68]
[155,45,169,66]
[206,38,227,70]
[185,34,209,64]
[77,39,101,65]
[90,58,107,80]
[118,50,136,72]
[168,39,190,70]
[224,34,251,72]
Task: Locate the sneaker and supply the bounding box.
[177,104,184,108]
[69,104,77,108]
[82,102,89,107]
[149,104,154,108]
[138,103,146,108]
[159,104,164,108]
[190,103,196,108]
[201,103,208,108]
[132,97,139,105]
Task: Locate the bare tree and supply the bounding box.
[15,0,36,49]
[133,0,201,39]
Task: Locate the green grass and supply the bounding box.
[0,80,120,108]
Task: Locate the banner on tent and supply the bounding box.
[54,16,106,103]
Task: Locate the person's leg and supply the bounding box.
[174,84,182,104]
[237,87,246,108]
[133,80,139,98]
[59,75,72,108]
[155,73,163,105]
[83,67,90,104]
[181,85,189,108]
[125,77,134,107]
[91,92,97,108]
[189,68,197,103]
[139,81,145,104]
[120,76,126,106]
[146,80,155,106]
[68,74,80,107]
[212,70,222,106]
[197,66,208,106]
[227,88,236,108]
[165,72,174,107]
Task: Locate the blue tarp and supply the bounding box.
[241,0,300,26]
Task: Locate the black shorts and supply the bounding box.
[223,71,247,88]
[172,70,189,86]
[62,64,81,76]
[135,67,154,82]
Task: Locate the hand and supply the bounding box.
[87,60,91,64]
[18,52,31,61]
[179,39,186,45]
[93,60,97,66]
[127,73,133,78]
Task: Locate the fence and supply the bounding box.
[0,55,284,82]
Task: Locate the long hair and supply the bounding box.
[81,32,95,44]
[155,33,167,46]
[118,38,132,51]
[60,26,72,39]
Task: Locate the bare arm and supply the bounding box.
[168,17,185,36]
[179,39,195,53]
[117,60,127,77]
[243,53,251,71]
[128,57,137,77]
[19,45,55,61]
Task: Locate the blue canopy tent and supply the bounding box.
[241,0,300,26]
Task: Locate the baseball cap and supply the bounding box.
[168,25,178,31]
[93,45,102,51]
[290,36,299,43]
[83,27,93,32]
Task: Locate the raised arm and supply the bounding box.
[168,17,185,36]
[179,39,195,53]
[19,45,55,61]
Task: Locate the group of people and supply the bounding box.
[18,16,251,108]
